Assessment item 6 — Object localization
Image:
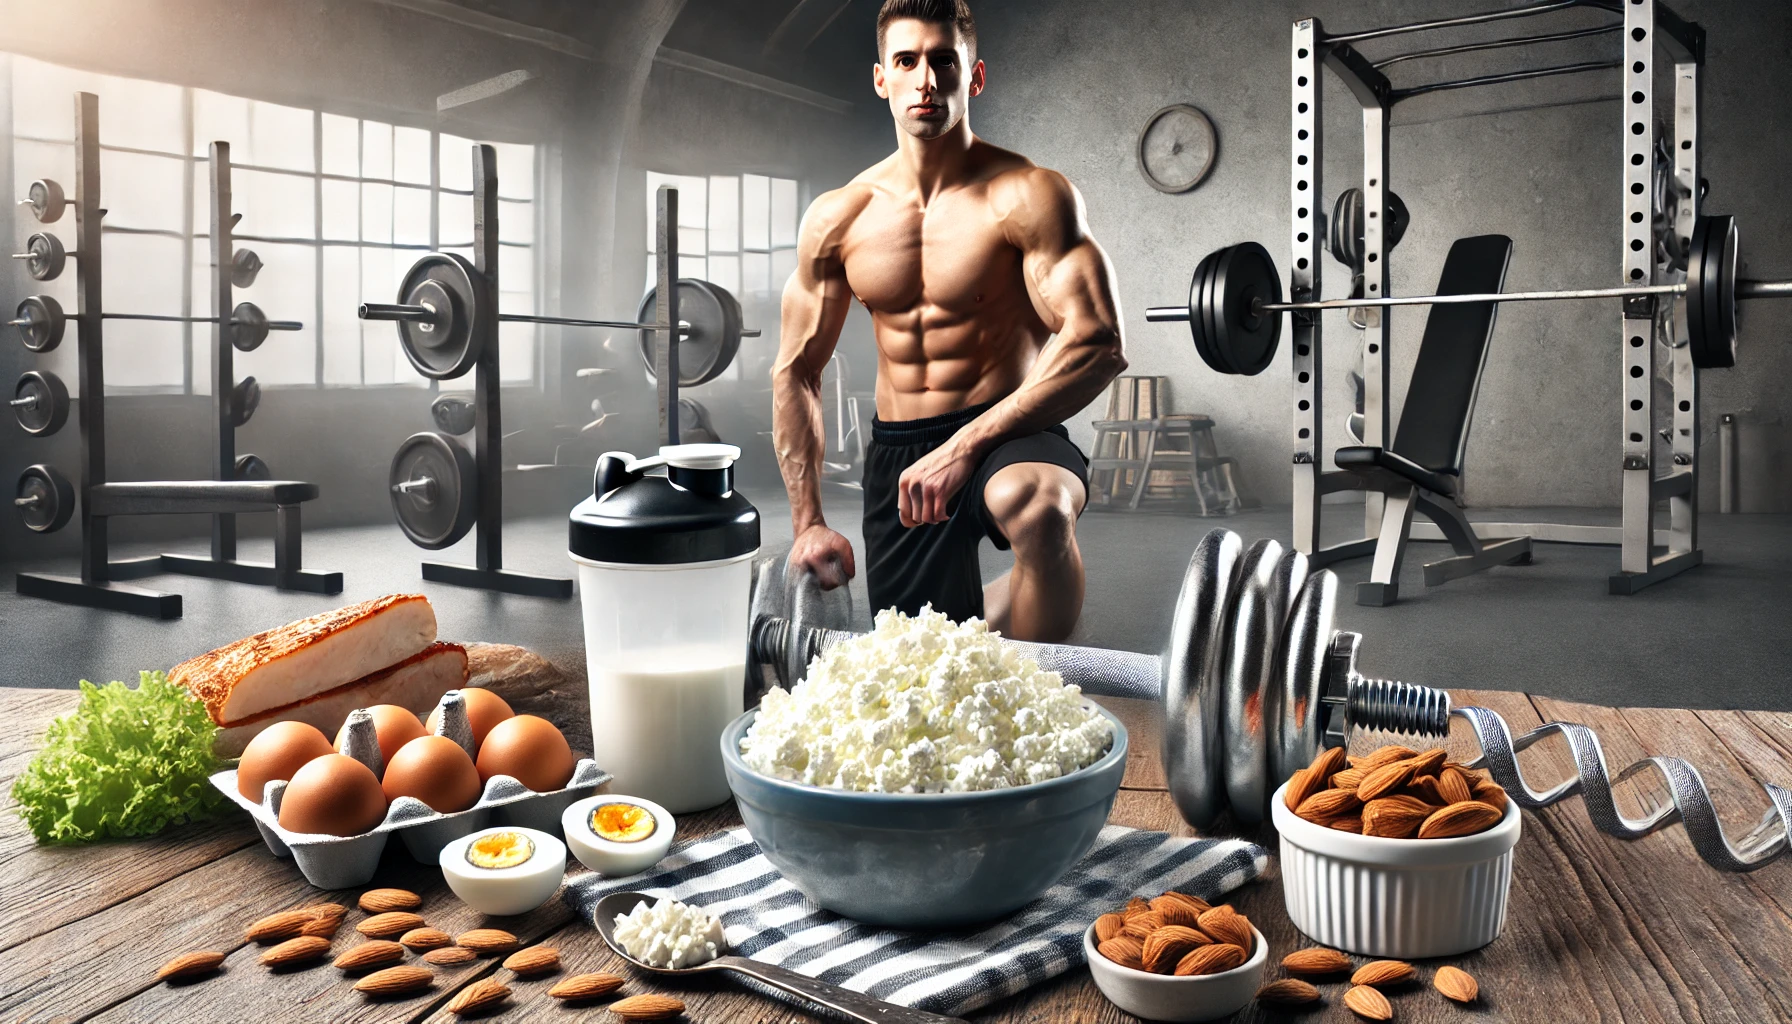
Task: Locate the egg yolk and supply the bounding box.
[466,831,535,869]
[591,802,656,843]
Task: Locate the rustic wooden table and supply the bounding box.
[2,684,1789,1023]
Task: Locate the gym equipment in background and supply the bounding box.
[1086,374,1253,513]
[747,527,1791,871]
[1145,3,1792,596]
[361,145,759,597]
[10,92,337,619]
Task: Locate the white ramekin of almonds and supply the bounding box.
[1083,894,1268,1023]
[1271,744,1521,959]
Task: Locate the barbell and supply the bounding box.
[745,528,1790,871]
[10,294,300,353]
[1146,214,1792,375]
[358,251,759,384]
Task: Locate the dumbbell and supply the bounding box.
[9,294,299,353]
[748,528,1791,871]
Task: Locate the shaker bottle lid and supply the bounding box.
[568,444,759,565]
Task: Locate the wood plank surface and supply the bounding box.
[2,682,1789,1024]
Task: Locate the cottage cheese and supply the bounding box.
[613,897,725,968]
[739,606,1113,793]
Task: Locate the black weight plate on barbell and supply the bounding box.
[397,252,483,380]
[1686,214,1736,370]
[1212,242,1283,377]
[235,454,271,481]
[1714,215,1738,368]
[431,392,477,435]
[15,295,64,353]
[16,464,73,533]
[389,430,477,550]
[637,278,741,387]
[1204,247,1237,374]
[13,370,68,436]
[1188,250,1225,374]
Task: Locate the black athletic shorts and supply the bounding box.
[862,401,1089,624]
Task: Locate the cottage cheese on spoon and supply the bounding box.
[614,897,725,968]
[739,606,1113,793]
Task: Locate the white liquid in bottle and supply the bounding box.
[588,645,743,813]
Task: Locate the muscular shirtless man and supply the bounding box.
[772,0,1124,643]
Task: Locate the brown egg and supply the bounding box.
[426,687,514,749]
[382,735,482,813]
[237,721,335,802]
[475,715,575,793]
[336,704,426,765]
[277,754,388,836]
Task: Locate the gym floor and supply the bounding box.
[1,490,1787,712]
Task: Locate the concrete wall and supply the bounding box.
[968,0,1792,510]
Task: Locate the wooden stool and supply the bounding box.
[1087,377,1256,513]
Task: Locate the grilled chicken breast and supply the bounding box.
[213,642,469,757]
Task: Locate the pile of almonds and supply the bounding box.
[1256,946,1480,1019]
[1285,743,1509,838]
[152,887,688,1021]
[1093,892,1256,976]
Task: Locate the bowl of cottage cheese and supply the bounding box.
[722,607,1127,928]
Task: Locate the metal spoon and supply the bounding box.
[593,890,969,1024]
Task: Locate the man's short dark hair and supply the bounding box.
[877,0,977,63]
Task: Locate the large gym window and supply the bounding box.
[644,171,798,380]
[6,54,541,393]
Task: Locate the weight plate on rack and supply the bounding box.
[396,252,484,380]
[230,376,261,427]
[1211,242,1283,377]
[14,295,65,353]
[22,232,67,281]
[13,370,68,436]
[235,454,271,481]
[230,302,269,352]
[389,430,477,549]
[15,463,73,533]
[1327,188,1409,270]
[25,179,65,224]
[231,247,263,288]
[637,279,744,387]
[1686,214,1737,370]
[430,392,476,435]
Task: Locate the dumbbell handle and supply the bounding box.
[14,495,40,507]
[9,396,36,408]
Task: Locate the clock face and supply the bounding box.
[1138,104,1217,194]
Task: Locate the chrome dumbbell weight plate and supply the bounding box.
[1220,539,1309,822]
[12,295,64,352]
[12,370,69,436]
[15,232,68,281]
[15,464,74,533]
[637,279,745,387]
[431,393,476,435]
[393,253,483,380]
[230,376,261,428]
[21,179,66,224]
[389,431,477,549]
[234,454,272,481]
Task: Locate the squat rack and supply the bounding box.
[1288,0,1707,594]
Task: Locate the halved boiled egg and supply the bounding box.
[561,795,674,877]
[439,826,566,916]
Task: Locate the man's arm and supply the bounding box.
[899,168,1125,525]
[772,189,861,583]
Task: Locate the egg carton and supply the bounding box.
[210,690,611,889]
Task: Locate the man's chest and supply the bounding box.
[839,193,1024,316]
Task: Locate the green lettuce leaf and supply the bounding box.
[12,670,226,844]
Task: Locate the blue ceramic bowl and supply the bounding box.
[720,702,1127,929]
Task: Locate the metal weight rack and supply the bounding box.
[1287,2,1706,594]
[11,92,340,619]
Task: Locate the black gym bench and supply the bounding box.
[1331,234,1532,605]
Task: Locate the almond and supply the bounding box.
[1343,984,1393,1020]
[301,901,346,920]
[358,912,427,938]
[1281,947,1354,975]
[259,935,332,967]
[1329,815,1364,833]
[1149,895,1202,929]
[1141,925,1210,973]
[1474,778,1509,814]
[424,946,480,966]
[1296,787,1363,824]
[353,964,435,996]
[1283,766,1324,812]
[1418,801,1503,839]
[457,928,521,955]
[1123,896,1151,919]
[1157,890,1212,915]
[1098,935,1146,971]
[359,888,423,913]
[1174,942,1246,976]
[1329,766,1367,791]
[1352,959,1416,987]
[1438,766,1474,804]
[300,915,343,939]
[1362,795,1434,839]
[1093,911,1127,942]
[1408,748,1447,778]
[334,941,406,971]
[1310,743,1349,780]
[1403,775,1445,805]
[1357,757,1422,801]
[1120,911,1164,940]
[1256,978,1320,1005]
[1434,964,1479,1003]
[548,972,625,1001]
[610,993,686,1020]
[446,978,511,1015]
[1196,907,1252,954]
[245,910,313,943]
[157,950,225,982]
[1352,745,1417,770]
[503,946,561,976]
[400,928,453,952]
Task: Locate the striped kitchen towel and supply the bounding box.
[563,825,1269,1017]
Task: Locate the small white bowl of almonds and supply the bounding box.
[1272,744,1520,959]
[1083,893,1268,1022]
